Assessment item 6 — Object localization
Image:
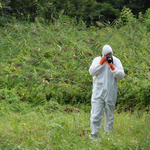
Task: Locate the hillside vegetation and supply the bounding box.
[1,0,150,27]
[1,8,150,111]
[0,6,150,150]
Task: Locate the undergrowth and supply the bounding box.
[0,8,150,110]
[0,6,150,150]
[0,101,149,149]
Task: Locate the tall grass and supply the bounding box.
[0,16,150,109]
[0,102,149,149]
[0,11,150,149]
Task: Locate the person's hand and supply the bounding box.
[108,62,115,70]
[99,56,107,65]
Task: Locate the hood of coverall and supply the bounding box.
[102,45,113,55]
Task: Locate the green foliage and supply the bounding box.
[0,88,19,104]
[116,6,136,28]
[36,0,58,21]
[121,7,135,23]
[0,0,120,26]
[10,0,37,21]
[0,102,150,149]
[144,8,150,31]
[0,88,23,113]
[0,12,150,110]
[60,0,119,25]
[0,0,11,26]
[96,0,150,15]
[1,0,150,27]
[139,84,150,108]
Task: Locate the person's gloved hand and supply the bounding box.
[99,56,107,65]
[108,62,115,70]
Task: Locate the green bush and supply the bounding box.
[0,0,12,26]
[0,88,23,113]
[139,84,150,108]
[0,0,120,26]
[10,0,37,21]
[143,8,150,31]
[116,6,136,28]
[0,88,19,104]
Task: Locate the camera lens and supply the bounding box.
[107,55,113,64]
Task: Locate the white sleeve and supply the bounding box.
[112,59,125,80]
[89,57,104,76]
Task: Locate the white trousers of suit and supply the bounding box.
[90,98,115,134]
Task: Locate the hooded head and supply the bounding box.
[102,44,113,55]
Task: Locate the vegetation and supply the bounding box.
[0,101,150,149]
[0,7,150,111]
[1,0,150,26]
[0,1,150,149]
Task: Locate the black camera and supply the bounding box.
[106,55,113,64]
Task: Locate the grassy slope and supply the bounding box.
[0,18,150,149]
[0,18,150,110]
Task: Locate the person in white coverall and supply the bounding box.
[89,44,125,138]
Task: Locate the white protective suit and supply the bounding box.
[89,45,125,134]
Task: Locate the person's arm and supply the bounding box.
[89,56,106,76]
[109,59,125,80]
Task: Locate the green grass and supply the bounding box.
[0,14,150,149]
[0,17,150,109]
[0,102,150,149]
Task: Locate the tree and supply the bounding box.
[96,0,150,16]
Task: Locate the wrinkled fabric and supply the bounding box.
[89,55,125,134]
[89,55,125,106]
[90,98,115,134]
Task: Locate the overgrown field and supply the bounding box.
[0,13,150,110]
[0,9,150,149]
[0,101,150,149]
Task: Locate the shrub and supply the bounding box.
[0,88,22,113]
[138,84,150,108]
[116,6,136,28]
[143,8,150,31]
[0,0,120,26]
[0,0,12,26]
